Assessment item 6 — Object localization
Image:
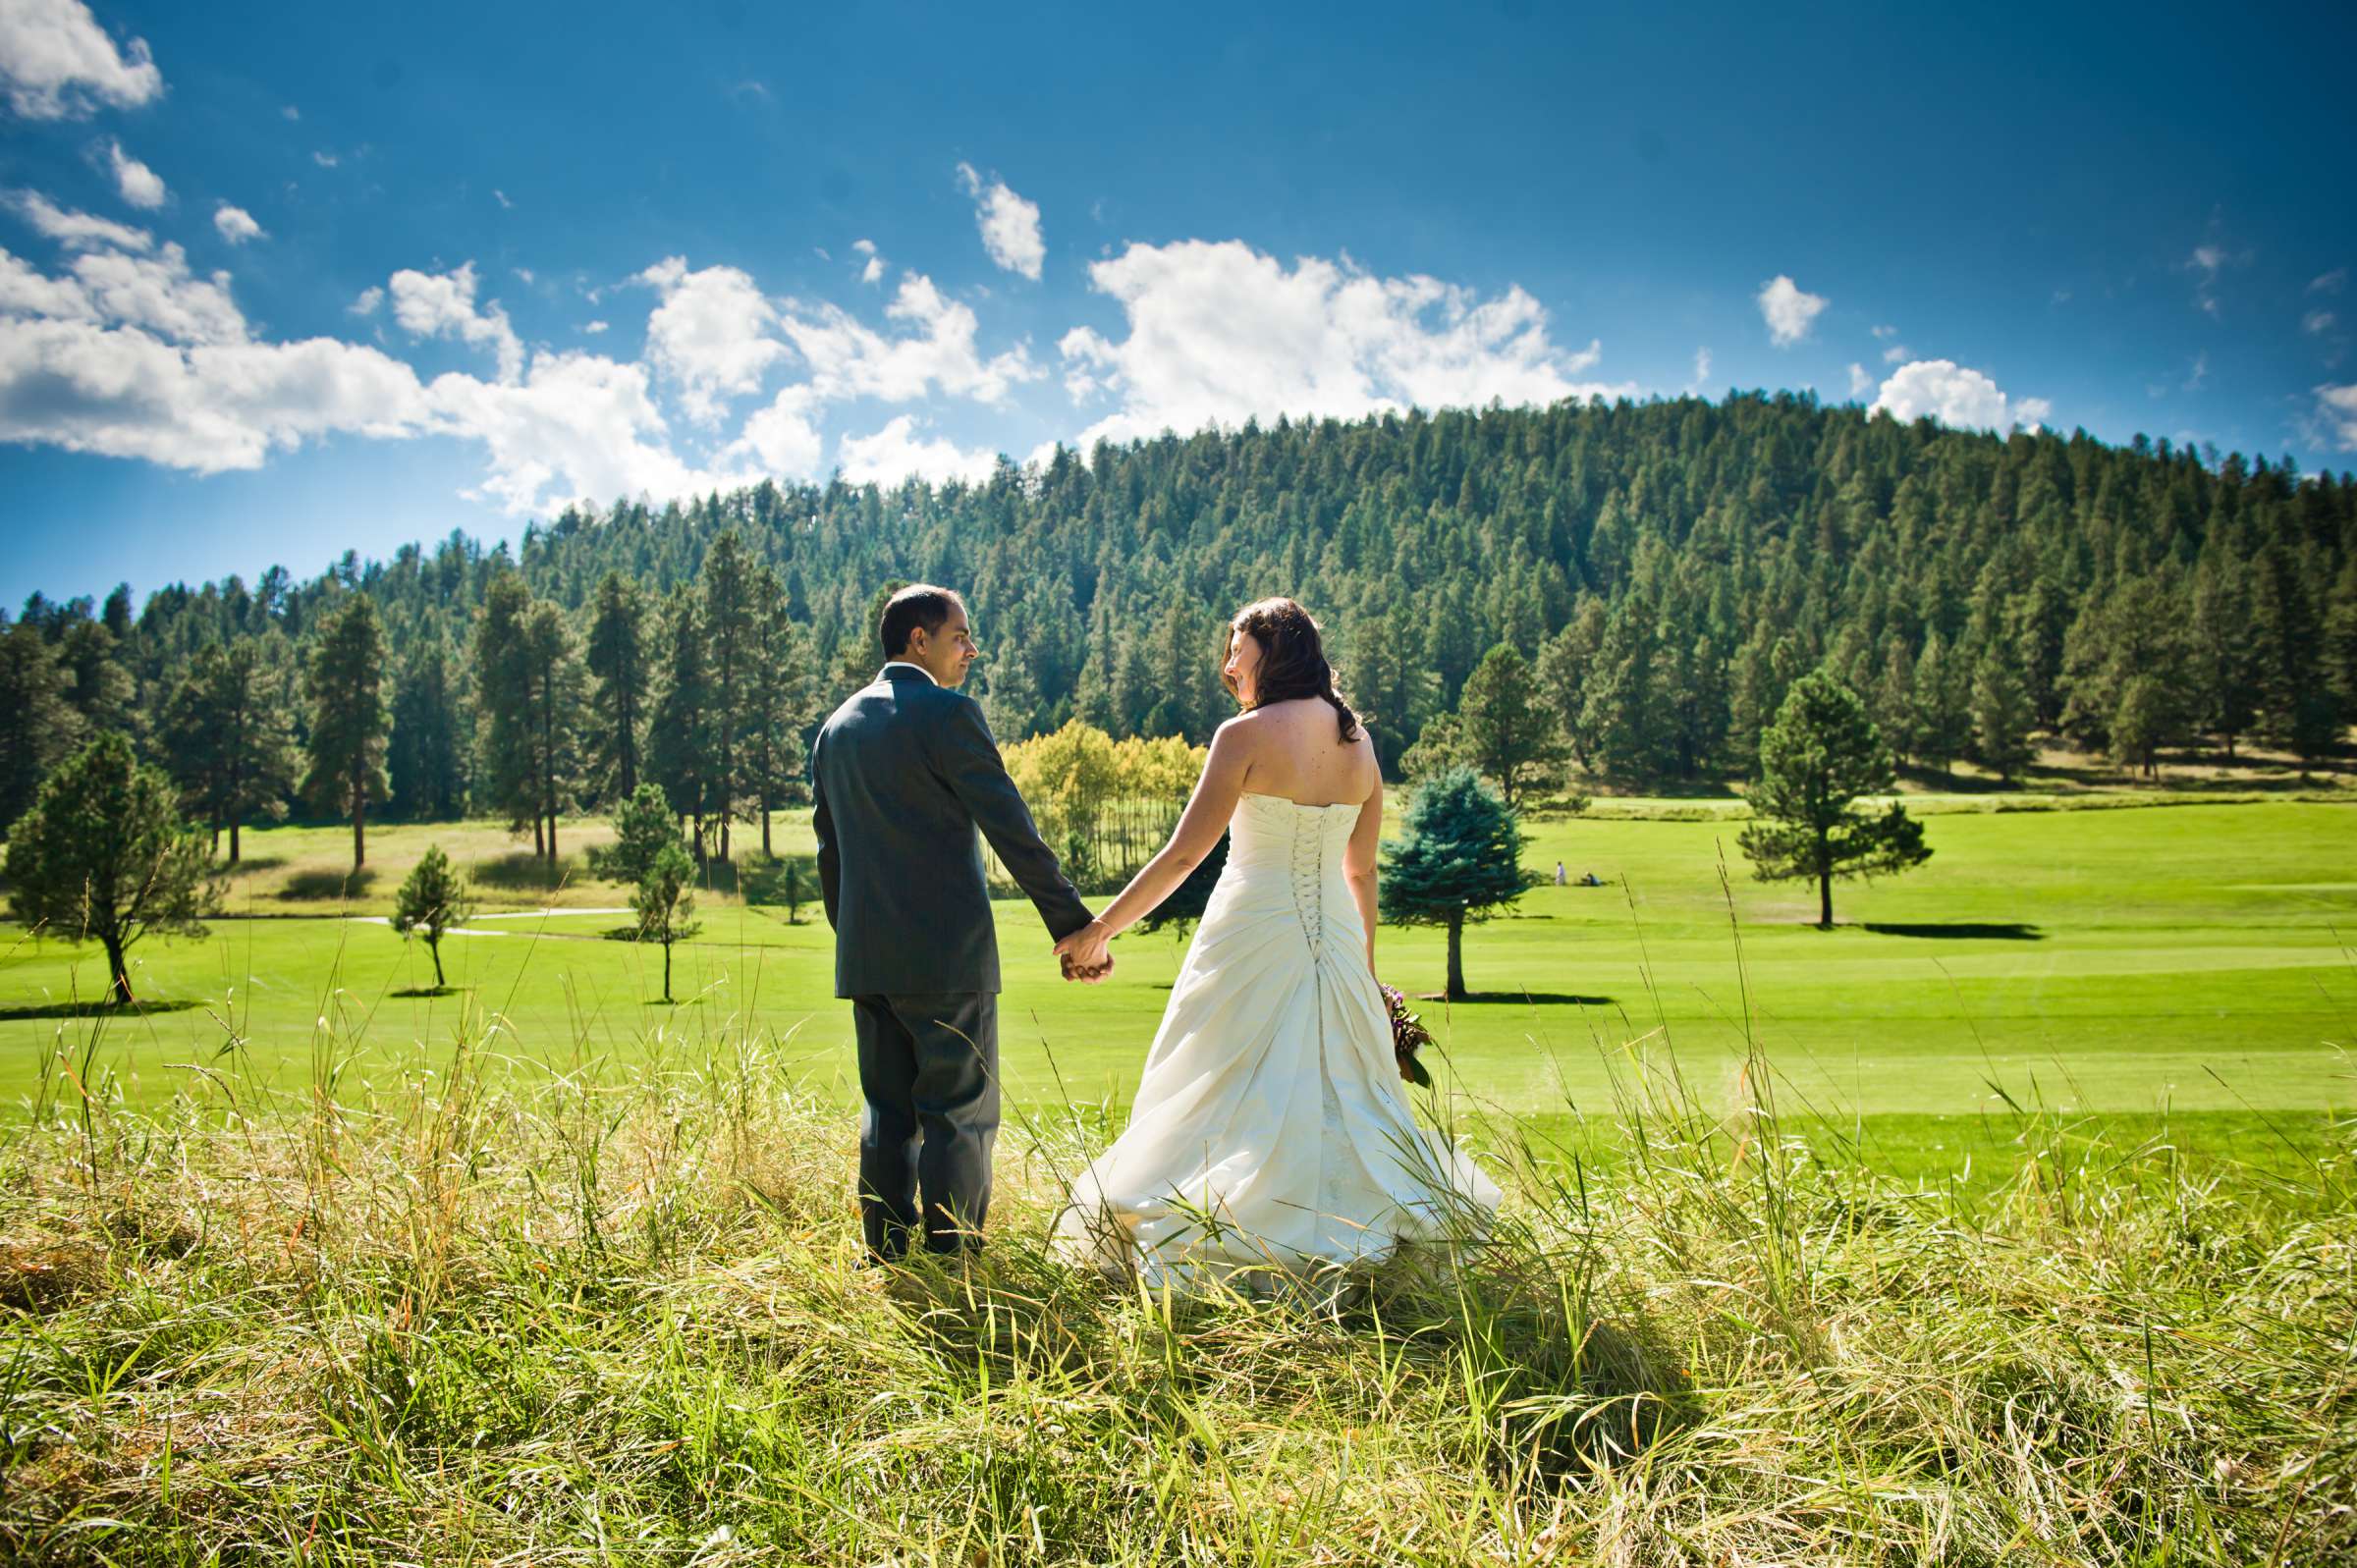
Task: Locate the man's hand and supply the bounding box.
[1055,919,1114,982]
[1059,949,1114,984]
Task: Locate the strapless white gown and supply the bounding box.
[1053,791,1503,1287]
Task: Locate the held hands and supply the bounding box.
[1055,918,1115,983]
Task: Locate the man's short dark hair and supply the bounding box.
[879,584,963,658]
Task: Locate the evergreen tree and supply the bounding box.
[1579,606,1668,782]
[702,529,759,861]
[1379,765,1527,1001]
[392,844,472,989]
[2188,553,2261,756]
[1535,597,1606,770]
[584,568,649,803]
[388,639,468,822]
[645,585,713,854]
[520,601,583,862]
[636,840,700,1003]
[741,571,821,856]
[1737,671,1930,928]
[1970,649,2035,784]
[470,574,538,850]
[589,782,683,888]
[5,732,220,1005]
[301,596,393,870]
[1910,632,1971,777]
[0,622,82,834]
[57,619,138,741]
[1454,643,1568,805]
[160,637,297,862]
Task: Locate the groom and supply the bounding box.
[809,583,1105,1262]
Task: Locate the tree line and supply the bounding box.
[4,393,2353,864]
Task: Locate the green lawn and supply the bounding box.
[5,800,2352,1185]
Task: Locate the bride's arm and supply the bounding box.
[1344,778,1383,975]
[1059,719,1252,956]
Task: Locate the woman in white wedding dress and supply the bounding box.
[1050,598,1502,1288]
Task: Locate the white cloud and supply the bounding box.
[0,0,162,119]
[850,239,876,254]
[212,202,263,245]
[493,189,513,210]
[0,236,757,513]
[104,139,163,208]
[279,104,298,122]
[836,413,998,486]
[70,242,244,343]
[1871,323,1896,339]
[1757,274,1827,347]
[1882,343,1910,363]
[1052,239,1627,450]
[1870,358,2050,433]
[725,385,822,477]
[349,285,382,316]
[955,162,1044,281]
[9,189,149,250]
[781,269,1034,406]
[2305,309,2336,335]
[421,350,758,514]
[581,318,607,334]
[2313,384,2357,451]
[388,260,522,383]
[311,150,338,169]
[1847,362,1874,398]
[861,254,885,285]
[513,266,533,285]
[2183,351,2208,393]
[1688,346,1710,391]
[2313,269,2348,296]
[632,255,787,423]
[2187,243,2249,317]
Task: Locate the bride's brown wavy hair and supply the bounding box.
[1223,597,1362,743]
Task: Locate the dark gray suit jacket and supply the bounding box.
[809,665,1091,998]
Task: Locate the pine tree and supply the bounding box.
[2188,554,2261,756]
[1535,597,1606,770]
[1378,765,1528,1000]
[1737,671,1930,928]
[702,530,758,862]
[160,637,297,862]
[0,622,82,834]
[645,586,713,856]
[636,840,700,1004]
[58,619,138,741]
[741,569,821,856]
[470,574,538,851]
[1910,632,1971,777]
[5,732,220,1005]
[520,601,582,862]
[392,844,472,990]
[1454,643,1568,805]
[388,639,467,822]
[589,783,686,889]
[301,596,393,871]
[1969,649,2035,784]
[584,569,649,803]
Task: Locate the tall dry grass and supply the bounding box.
[0,942,2351,1565]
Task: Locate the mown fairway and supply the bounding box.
[5,798,2351,1180]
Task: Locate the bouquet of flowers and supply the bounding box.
[1379,983,1435,1088]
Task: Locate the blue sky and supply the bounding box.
[3,0,2353,607]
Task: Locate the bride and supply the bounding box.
[1050,597,1502,1288]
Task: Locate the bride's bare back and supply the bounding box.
[1233,697,1378,806]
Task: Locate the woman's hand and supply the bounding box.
[1054,919,1115,982]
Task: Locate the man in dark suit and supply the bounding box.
[809,584,1106,1262]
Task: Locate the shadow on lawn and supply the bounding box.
[1862,921,2043,941]
[1425,992,1617,1006]
[278,866,377,901]
[0,999,202,1021]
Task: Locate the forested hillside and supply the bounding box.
[5,392,2354,845]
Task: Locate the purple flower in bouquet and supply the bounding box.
[1379,983,1435,1088]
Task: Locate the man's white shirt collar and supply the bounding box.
[881,660,937,684]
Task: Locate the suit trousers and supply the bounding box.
[850,992,999,1259]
